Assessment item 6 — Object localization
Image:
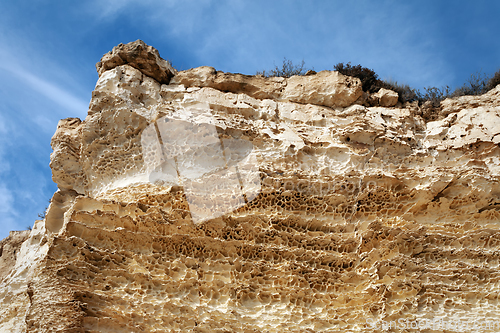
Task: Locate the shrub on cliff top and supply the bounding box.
[486,69,500,91]
[447,70,500,98]
[259,59,499,105]
[335,63,499,105]
[333,62,380,93]
[451,71,490,97]
[380,80,422,104]
[257,58,309,78]
[333,62,423,103]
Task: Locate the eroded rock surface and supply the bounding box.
[372,87,399,107]
[96,39,177,84]
[0,230,30,282]
[171,66,363,107]
[1,40,500,332]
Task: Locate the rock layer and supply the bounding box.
[1,40,500,332]
[170,66,363,107]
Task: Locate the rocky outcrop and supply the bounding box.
[1,40,500,332]
[96,39,177,84]
[372,87,399,107]
[441,84,500,116]
[0,230,30,282]
[171,66,363,107]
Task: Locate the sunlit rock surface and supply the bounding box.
[1,40,500,332]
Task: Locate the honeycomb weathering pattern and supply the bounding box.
[2,40,500,332]
[141,109,261,224]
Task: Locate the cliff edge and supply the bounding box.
[1,40,500,332]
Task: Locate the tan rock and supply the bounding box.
[0,230,30,282]
[440,84,500,116]
[373,87,399,106]
[172,68,362,108]
[49,117,84,193]
[96,39,177,84]
[2,41,500,332]
[425,106,500,149]
[171,66,285,100]
[283,70,362,107]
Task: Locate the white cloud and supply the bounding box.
[88,0,194,21]
[0,184,14,214]
[0,113,6,134]
[80,0,452,89]
[0,183,19,239]
[0,114,11,174]
[0,151,10,175]
[0,65,88,117]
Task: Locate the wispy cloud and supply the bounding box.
[0,183,21,234]
[79,0,453,90]
[0,65,88,117]
[0,184,14,214]
[0,113,11,174]
[0,22,84,238]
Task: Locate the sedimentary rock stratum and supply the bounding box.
[1,40,500,332]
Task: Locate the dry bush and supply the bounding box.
[486,69,500,91]
[334,62,380,93]
[451,71,490,97]
[257,58,308,78]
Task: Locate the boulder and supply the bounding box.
[96,39,177,84]
[373,87,399,106]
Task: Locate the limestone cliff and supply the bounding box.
[1,40,500,332]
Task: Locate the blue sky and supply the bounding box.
[0,0,499,239]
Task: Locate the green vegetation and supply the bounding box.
[333,62,382,93]
[487,70,500,91]
[258,59,500,106]
[256,58,309,78]
[334,62,500,105]
[37,208,47,219]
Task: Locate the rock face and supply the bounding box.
[373,87,399,107]
[96,39,177,84]
[1,40,500,332]
[171,66,363,107]
[0,230,30,282]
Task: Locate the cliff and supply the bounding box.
[1,40,500,332]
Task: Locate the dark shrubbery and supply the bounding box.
[451,71,490,97]
[333,62,426,104]
[486,69,500,91]
[257,58,309,78]
[259,60,500,106]
[377,81,453,106]
[37,199,51,220]
[333,62,380,93]
[445,69,500,100]
[422,86,452,106]
[38,207,47,219]
[335,62,500,105]
[377,81,422,104]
